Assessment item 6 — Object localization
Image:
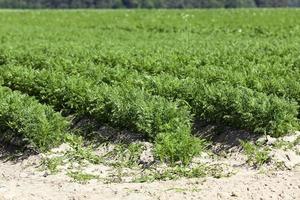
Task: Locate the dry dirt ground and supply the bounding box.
[0,159,299,200]
[0,129,299,200]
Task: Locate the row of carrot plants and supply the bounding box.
[1,52,298,136]
[0,65,204,164]
[2,47,300,105]
[0,84,69,150]
[1,63,299,137]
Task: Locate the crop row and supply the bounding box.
[0,85,69,150]
[2,63,298,136]
[0,65,203,164]
[2,47,300,106]
[55,68,300,136]
[3,52,298,136]
[91,49,300,104]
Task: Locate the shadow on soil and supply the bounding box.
[0,142,37,162]
[71,116,149,146]
[0,117,262,162]
[193,119,261,153]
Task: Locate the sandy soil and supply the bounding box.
[1,130,299,200]
[0,156,299,200]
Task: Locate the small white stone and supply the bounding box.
[51,143,72,153]
[266,135,277,145]
[139,142,154,165]
[257,136,267,144]
[282,133,300,143]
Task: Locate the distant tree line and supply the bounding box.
[0,0,300,8]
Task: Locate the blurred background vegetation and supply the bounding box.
[0,0,300,9]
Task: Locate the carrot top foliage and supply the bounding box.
[0,9,299,164]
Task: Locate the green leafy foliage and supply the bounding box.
[0,66,200,163]
[155,131,206,165]
[0,10,300,164]
[67,171,99,184]
[133,164,228,183]
[0,86,69,151]
[240,140,270,166]
[103,143,144,167]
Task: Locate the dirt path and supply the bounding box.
[0,159,299,200]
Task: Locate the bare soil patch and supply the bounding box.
[0,130,299,200]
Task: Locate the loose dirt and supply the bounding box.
[0,158,299,200]
[1,129,299,200]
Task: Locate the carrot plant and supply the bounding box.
[0,86,69,151]
[1,9,300,164]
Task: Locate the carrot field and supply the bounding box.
[0,9,300,164]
